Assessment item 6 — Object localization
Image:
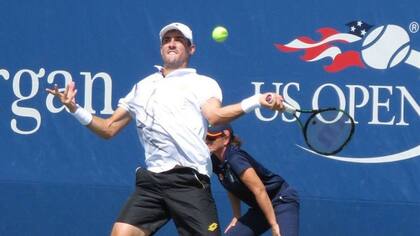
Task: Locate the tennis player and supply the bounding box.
[47,22,285,236]
[206,124,299,236]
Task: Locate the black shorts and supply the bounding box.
[117,166,220,236]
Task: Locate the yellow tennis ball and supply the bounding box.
[212,26,228,43]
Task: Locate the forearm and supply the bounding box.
[203,95,262,125]
[203,92,285,125]
[86,116,117,139]
[254,190,278,227]
[227,192,241,218]
[240,168,278,227]
[71,106,131,139]
[47,82,131,138]
[207,103,245,125]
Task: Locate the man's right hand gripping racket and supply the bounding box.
[266,95,355,155]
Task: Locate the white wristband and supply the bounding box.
[71,104,93,125]
[241,94,261,113]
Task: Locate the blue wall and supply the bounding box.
[1,0,419,235]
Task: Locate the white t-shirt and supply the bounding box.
[118,66,223,177]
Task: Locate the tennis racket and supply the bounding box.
[266,95,355,155]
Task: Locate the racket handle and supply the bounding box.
[265,94,297,114]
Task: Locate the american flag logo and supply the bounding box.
[275,20,373,73]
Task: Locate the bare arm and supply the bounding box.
[201,93,285,125]
[46,81,132,139]
[224,192,241,233]
[227,191,241,218]
[201,98,244,125]
[86,107,132,139]
[239,168,281,236]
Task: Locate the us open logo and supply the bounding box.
[261,20,420,163]
[275,21,420,72]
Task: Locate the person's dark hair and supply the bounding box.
[229,133,242,148]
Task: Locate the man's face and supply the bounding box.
[160,30,195,69]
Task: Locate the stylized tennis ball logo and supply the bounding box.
[361,24,419,69]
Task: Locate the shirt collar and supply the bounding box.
[222,144,234,164]
[154,65,196,78]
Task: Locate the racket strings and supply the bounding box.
[304,109,354,155]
